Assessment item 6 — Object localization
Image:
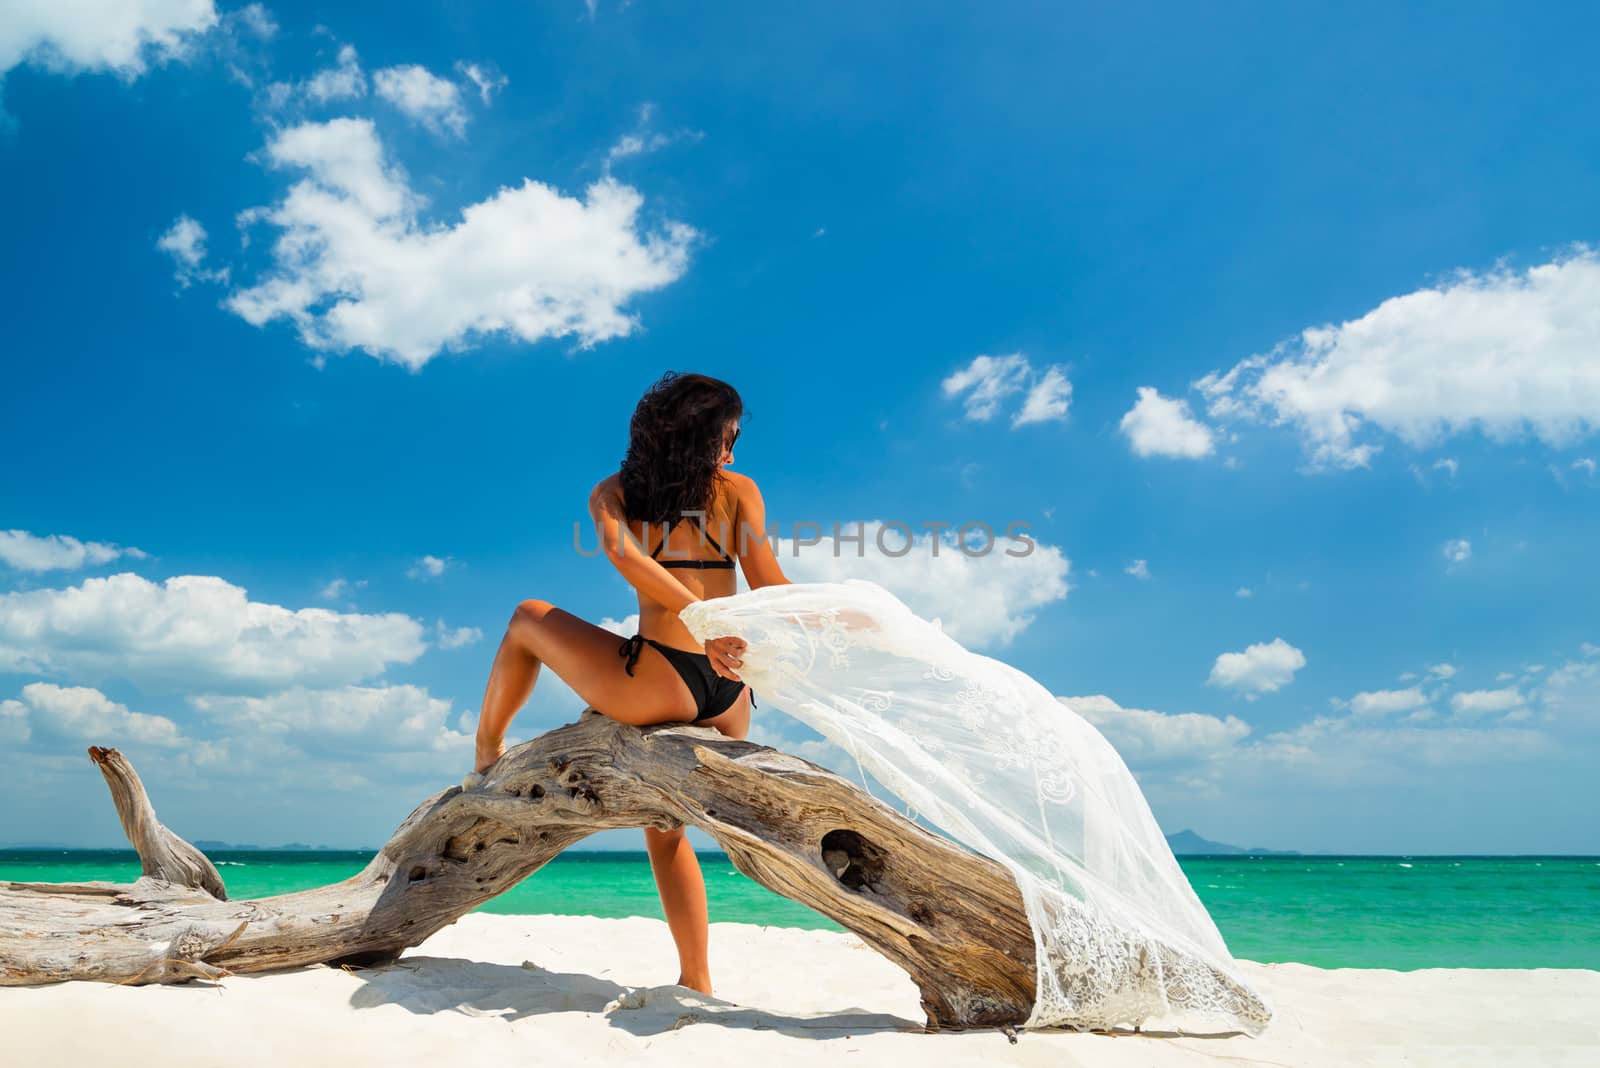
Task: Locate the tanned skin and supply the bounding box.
[471,418,790,995]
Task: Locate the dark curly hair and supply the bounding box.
[619,372,744,526]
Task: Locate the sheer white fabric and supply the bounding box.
[680,579,1271,1035]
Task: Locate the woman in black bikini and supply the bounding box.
[471,370,790,997]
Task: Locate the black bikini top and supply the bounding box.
[649,513,735,570]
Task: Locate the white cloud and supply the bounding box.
[435,620,483,650]
[455,60,506,104]
[1125,559,1150,580]
[0,573,426,694]
[373,63,467,136]
[1067,695,1249,765]
[0,0,217,79]
[191,684,467,755]
[1196,249,1600,469]
[0,699,32,744]
[779,520,1069,648]
[1235,587,1252,598]
[598,614,640,637]
[318,577,366,601]
[0,529,147,572]
[407,554,450,580]
[603,104,705,170]
[1428,663,1457,679]
[1014,366,1073,426]
[224,118,696,369]
[1450,687,1526,718]
[1346,686,1429,718]
[1443,538,1472,565]
[1582,643,1600,659]
[1208,638,1306,697]
[1572,457,1597,477]
[303,43,366,102]
[232,4,275,40]
[15,682,183,746]
[156,214,228,287]
[942,354,1071,427]
[1119,387,1216,459]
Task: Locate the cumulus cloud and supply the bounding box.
[1196,249,1600,469]
[1125,559,1150,580]
[778,520,1069,648]
[1207,638,1306,697]
[223,118,696,369]
[191,684,467,755]
[0,0,217,79]
[1119,387,1216,459]
[598,613,640,637]
[435,620,483,650]
[156,214,228,287]
[1346,686,1429,718]
[1235,587,1252,598]
[1443,538,1472,565]
[1067,695,1250,765]
[941,354,1071,428]
[13,682,183,746]
[0,573,426,694]
[1450,687,1526,718]
[0,529,147,572]
[407,554,450,580]
[0,699,32,744]
[373,63,468,136]
[303,43,366,102]
[1428,663,1457,679]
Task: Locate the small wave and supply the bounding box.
[1398,862,1413,868]
[216,860,248,866]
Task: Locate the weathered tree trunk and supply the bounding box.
[0,710,1037,1027]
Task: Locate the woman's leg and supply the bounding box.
[640,689,752,995]
[474,599,701,772]
[643,824,712,993]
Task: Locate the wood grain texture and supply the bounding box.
[0,710,1037,1028]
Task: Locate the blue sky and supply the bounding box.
[2,2,1597,854]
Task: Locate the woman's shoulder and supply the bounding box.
[716,470,757,514]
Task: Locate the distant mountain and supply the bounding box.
[1166,829,1299,856]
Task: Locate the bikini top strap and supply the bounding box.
[648,513,734,563]
[647,517,678,560]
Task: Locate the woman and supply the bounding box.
[470,371,789,998]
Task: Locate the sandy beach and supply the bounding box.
[3,913,1595,1067]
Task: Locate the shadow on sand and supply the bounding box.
[346,955,923,1040]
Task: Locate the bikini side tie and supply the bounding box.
[619,633,646,677]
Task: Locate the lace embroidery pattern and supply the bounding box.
[679,581,1272,1035]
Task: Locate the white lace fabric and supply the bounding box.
[680,579,1271,1035]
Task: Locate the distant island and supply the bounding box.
[1165,829,1299,856]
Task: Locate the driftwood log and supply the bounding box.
[0,709,1264,1032]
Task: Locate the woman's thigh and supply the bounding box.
[700,686,752,740]
[516,602,699,727]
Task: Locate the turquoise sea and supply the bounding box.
[4,850,1597,970]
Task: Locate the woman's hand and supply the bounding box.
[704,635,747,681]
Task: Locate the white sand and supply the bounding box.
[3,913,1596,1067]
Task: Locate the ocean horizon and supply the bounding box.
[6,848,1597,972]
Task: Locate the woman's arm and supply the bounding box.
[729,471,791,590]
[588,476,702,614]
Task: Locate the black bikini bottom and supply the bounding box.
[618,633,756,722]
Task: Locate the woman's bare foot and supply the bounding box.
[678,971,712,996]
[474,736,506,775]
